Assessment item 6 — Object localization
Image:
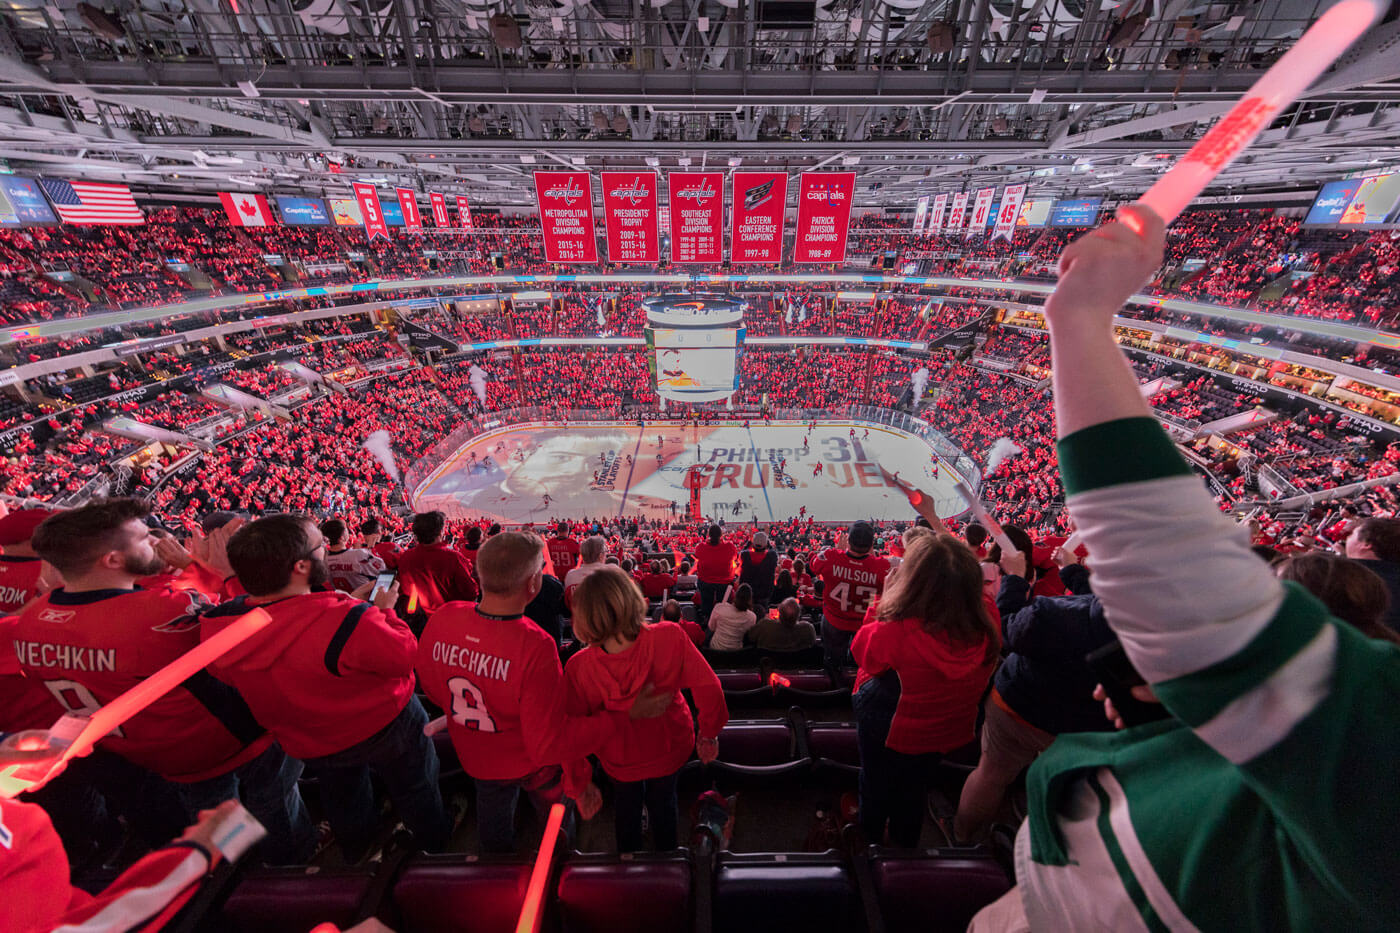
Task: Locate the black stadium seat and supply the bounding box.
[681,717,811,783]
[386,855,537,933]
[218,867,377,933]
[714,851,862,933]
[556,851,700,933]
[866,848,1011,933]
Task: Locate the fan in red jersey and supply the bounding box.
[810,521,892,674]
[205,514,448,861]
[397,511,478,621]
[11,499,314,864]
[359,518,399,570]
[415,532,669,854]
[546,525,581,576]
[0,509,57,613]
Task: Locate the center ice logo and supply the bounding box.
[544,179,585,205]
[609,177,652,205]
[676,180,717,204]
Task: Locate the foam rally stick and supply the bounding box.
[0,607,273,798]
[1125,0,1389,232]
[953,479,1019,556]
[515,802,567,933]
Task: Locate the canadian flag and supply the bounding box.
[219,192,275,227]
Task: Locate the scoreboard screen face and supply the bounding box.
[646,327,742,403]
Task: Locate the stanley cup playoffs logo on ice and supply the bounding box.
[544,177,585,205]
[609,177,652,205]
[676,178,718,204]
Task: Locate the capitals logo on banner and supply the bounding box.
[533,171,597,263]
[352,183,390,242]
[668,171,723,264]
[218,192,275,227]
[993,184,1027,242]
[396,188,423,232]
[794,172,856,264]
[600,171,659,264]
[912,196,930,234]
[928,193,949,235]
[947,192,969,232]
[428,192,450,227]
[966,187,996,238]
[455,195,473,231]
[730,171,788,264]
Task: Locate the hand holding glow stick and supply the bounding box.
[1125,0,1388,233]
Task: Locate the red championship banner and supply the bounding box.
[966,186,995,238]
[600,171,660,264]
[533,171,597,263]
[396,187,423,232]
[456,195,473,231]
[428,192,449,227]
[352,183,390,242]
[946,192,969,233]
[668,171,724,264]
[927,193,949,234]
[793,171,856,264]
[992,184,1026,242]
[730,171,788,264]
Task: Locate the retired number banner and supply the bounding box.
[428,192,450,227]
[912,196,930,234]
[946,192,969,233]
[455,195,473,231]
[533,171,598,264]
[793,172,856,264]
[993,184,1027,242]
[967,187,996,238]
[396,187,423,233]
[927,193,949,235]
[668,171,724,264]
[352,183,390,242]
[600,171,660,264]
[730,171,788,264]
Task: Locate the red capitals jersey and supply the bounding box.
[372,540,400,570]
[0,615,62,733]
[546,536,580,576]
[0,556,46,613]
[809,549,892,632]
[10,586,270,782]
[415,602,621,796]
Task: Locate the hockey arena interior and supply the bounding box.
[1,1,1399,930]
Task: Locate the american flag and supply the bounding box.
[38,179,144,225]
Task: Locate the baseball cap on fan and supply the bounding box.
[848,521,876,552]
[0,508,50,546]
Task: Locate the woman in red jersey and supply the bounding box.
[692,524,737,627]
[565,566,727,852]
[852,533,1000,847]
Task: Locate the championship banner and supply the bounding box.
[912,195,930,234]
[352,183,390,242]
[992,184,1027,242]
[947,192,969,232]
[668,171,724,264]
[428,192,450,227]
[967,187,996,238]
[730,171,788,264]
[456,195,473,231]
[928,193,949,235]
[793,171,856,264]
[396,187,423,233]
[533,171,598,264]
[600,171,660,264]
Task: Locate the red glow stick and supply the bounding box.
[769,672,792,694]
[0,607,272,798]
[515,802,566,933]
[1130,0,1387,230]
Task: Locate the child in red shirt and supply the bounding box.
[565,566,727,852]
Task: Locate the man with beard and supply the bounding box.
[201,514,448,861]
[12,499,315,864]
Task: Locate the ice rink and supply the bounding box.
[410,420,973,524]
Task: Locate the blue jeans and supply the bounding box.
[475,765,577,855]
[302,697,448,860]
[179,741,314,865]
[614,770,680,852]
[822,619,855,675]
[854,672,940,848]
[697,581,729,626]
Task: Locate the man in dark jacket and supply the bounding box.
[738,531,778,616]
[1344,517,1400,633]
[955,549,1116,843]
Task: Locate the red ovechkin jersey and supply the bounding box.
[415,602,622,796]
[809,548,892,632]
[10,586,270,782]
